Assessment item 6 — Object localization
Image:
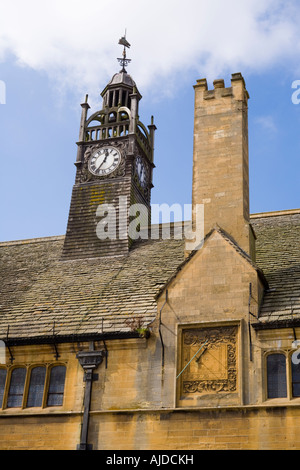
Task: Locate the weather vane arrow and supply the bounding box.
[117,30,131,72]
[118,35,131,49]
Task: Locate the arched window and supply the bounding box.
[267,353,287,398]
[47,365,66,407]
[0,369,7,407]
[7,367,26,408]
[27,366,46,407]
[119,111,129,121]
[108,112,117,123]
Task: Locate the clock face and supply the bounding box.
[135,156,147,188]
[88,147,121,176]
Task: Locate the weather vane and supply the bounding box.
[117,30,131,72]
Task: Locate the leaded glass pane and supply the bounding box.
[47,366,66,407]
[7,368,26,408]
[267,354,287,399]
[27,366,46,407]
[292,355,300,397]
[0,369,7,407]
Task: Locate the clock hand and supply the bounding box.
[98,158,106,168]
[98,150,109,169]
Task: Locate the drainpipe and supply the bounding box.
[76,342,106,450]
[159,289,168,368]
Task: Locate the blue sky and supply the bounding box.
[0,0,300,242]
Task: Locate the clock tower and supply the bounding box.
[62,37,156,260]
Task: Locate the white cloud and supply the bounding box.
[0,0,300,101]
[255,115,277,133]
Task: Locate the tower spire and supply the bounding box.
[117,31,131,73]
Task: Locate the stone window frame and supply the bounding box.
[46,364,67,407]
[26,365,47,408]
[0,368,7,408]
[6,366,27,408]
[263,349,300,402]
[0,362,67,410]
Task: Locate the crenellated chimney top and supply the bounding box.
[192,73,255,260]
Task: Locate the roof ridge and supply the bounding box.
[0,235,65,247]
[250,208,300,219]
[1,210,299,245]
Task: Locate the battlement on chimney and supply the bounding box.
[194,73,249,104]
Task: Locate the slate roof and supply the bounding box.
[0,210,299,342]
[251,210,300,325]
[0,235,185,341]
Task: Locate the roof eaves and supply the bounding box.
[2,330,145,347]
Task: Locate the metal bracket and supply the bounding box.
[52,322,60,360]
[5,326,14,364]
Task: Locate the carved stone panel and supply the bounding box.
[180,325,238,396]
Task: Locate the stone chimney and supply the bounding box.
[192,73,255,259]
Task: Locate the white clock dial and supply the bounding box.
[88,147,121,176]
